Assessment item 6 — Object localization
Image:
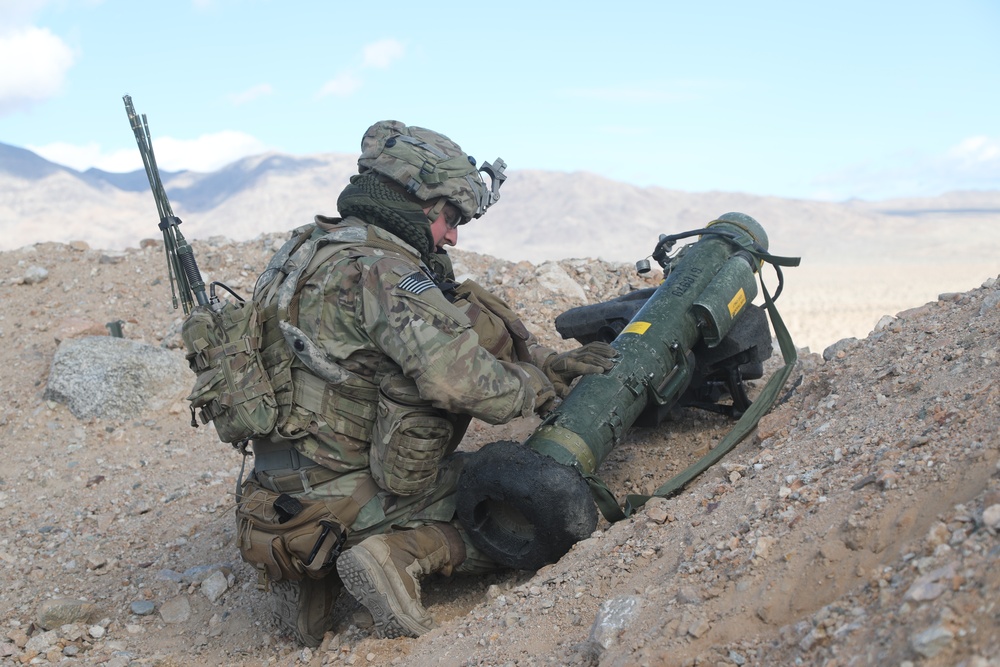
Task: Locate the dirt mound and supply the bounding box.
[0,236,997,666]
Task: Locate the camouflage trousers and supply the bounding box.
[247,448,497,574]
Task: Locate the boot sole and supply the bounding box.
[270,579,333,647]
[337,548,433,639]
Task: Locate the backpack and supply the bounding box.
[182,293,279,444]
[179,221,402,446]
[180,224,318,445]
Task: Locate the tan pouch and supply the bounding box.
[370,374,458,496]
[236,479,353,582]
[453,279,532,362]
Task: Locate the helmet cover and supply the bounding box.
[357,120,505,221]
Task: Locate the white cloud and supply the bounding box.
[0,26,75,114]
[947,136,1000,165]
[30,130,270,173]
[0,0,51,26]
[318,71,362,98]
[362,39,404,69]
[153,131,270,171]
[315,39,405,98]
[28,140,119,171]
[228,83,273,105]
[813,136,1000,201]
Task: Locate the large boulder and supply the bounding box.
[44,336,190,420]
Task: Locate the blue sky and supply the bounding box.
[1,0,998,201]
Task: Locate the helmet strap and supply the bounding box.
[424,198,448,225]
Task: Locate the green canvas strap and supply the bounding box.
[585,252,799,523]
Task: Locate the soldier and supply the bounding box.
[238,120,616,645]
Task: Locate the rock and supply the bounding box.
[130,600,156,616]
[159,596,191,624]
[823,337,858,361]
[688,618,712,638]
[982,504,1000,532]
[21,265,49,285]
[873,315,896,332]
[201,571,230,603]
[903,580,947,602]
[904,562,958,603]
[25,630,59,653]
[978,290,1000,316]
[7,628,29,648]
[757,411,790,440]
[753,536,777,560]
[182,564,232,585]
[42,336,190,420]
[646,506,669,524]
[920,523,948,552]
[36,598,99,630]
[535,262,587,302]
[677,587,702,604]
[587,595,642,651]
[156,569,186,584]
[911,624,954,658]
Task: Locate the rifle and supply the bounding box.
[123,94,208,314]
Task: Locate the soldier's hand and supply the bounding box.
[542,342,617,397]
[512,362,558,415]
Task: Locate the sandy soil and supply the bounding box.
[0,235,997,667]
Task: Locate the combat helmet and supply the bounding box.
[357,120,506,224]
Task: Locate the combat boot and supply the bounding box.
[271,573,341,647]
[336,524,467,638]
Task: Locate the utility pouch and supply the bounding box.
[235,479,351,582]
[453,279,532,362]
[182,297,278,444]
[370,374,460,496]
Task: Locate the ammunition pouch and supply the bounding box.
[452,279,532,363]
[370,374,468,496]
[235,477,354,582]
[183,300,278,444]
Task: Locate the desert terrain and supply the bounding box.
[3,140,1000,667]
[0,225,997,667]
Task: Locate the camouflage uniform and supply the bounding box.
[249,215,542,552]
[239,120,614,644]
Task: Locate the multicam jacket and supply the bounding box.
[254,216,537,478]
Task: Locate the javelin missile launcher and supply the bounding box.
[457,212,796,570]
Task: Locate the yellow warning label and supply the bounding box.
[728,288,747,318]
[622,321,651,335]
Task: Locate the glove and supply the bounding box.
[503,361,558,416]
[542,341,617,397]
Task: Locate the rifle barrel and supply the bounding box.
[123,94,207,312]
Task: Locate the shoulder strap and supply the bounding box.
[263,220,431,389]
[266,224,374,388]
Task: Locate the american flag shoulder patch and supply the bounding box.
[397,272,437,295]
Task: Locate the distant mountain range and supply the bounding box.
[2,141,998,266]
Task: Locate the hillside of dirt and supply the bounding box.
[0,233,997,667]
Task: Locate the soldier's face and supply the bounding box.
[428,204,460,249]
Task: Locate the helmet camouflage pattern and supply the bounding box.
[357,120,506,222]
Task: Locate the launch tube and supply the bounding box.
[457,213,770,570]
[527,216,763,474]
